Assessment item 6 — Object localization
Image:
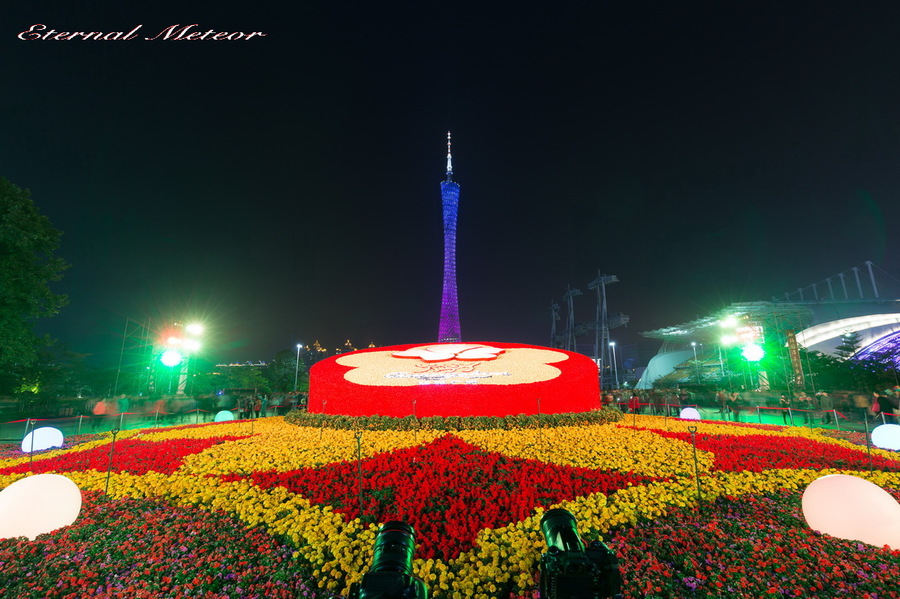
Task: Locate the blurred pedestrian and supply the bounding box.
[779,394,792,424]
[92,399,107,431]
[819,391,834,424]
[728,391,742,422]
[628,393,641,414]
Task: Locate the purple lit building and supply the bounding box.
[438,132,462,342]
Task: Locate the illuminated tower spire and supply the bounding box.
[438,132,462,342]
[446,131,453,178]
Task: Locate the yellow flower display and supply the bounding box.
[1,414,898,598]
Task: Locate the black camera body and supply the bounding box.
[539,509,622,599]
[348,521,429,599]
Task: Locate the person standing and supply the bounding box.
[628,393,641,414]
[884,390,900,424]
[92,399,107,431]
[716,389,728,418]
[819,391,834,424]
[794,391,811,424]
[779,394,792,425]
[851,392,870,421]
[870,391,884,422]
[728,391,742,422]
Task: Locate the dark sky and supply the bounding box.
[4,2,900,366]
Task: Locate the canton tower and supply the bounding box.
[438,132,462,342]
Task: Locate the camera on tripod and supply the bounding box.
[348,521,429,599]
[539,508,622,599]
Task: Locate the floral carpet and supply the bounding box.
[1,415,899,598]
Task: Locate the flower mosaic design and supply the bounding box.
[225,435,661,560]
[392,343,507,362]
[1,416,900,598]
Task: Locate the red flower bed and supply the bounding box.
[0,491,328,598]
[223,435,660,560]
[609,490,900,598]
[0,436,248,476]
[636,428,900,472]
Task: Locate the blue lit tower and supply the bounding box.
[438,132,462,342]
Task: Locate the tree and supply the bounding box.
[0,177,69,372]
[834,331,861,361]
[265,349,309,392]
[217,365,270,393]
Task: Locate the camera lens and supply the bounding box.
[540,508,585,553]
[371,521,416,575]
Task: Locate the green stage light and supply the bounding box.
[721,334,738,346]
[160,349,183,367]
[741,344,764,362]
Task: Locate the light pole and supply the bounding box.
[691,341,701,383]
[294,343,303,392]
[720,334,737,392]
[609,341,619,389]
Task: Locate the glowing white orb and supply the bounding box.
[802,474,900,549]
[0,474,82,540]
[161,349,184,367]
[214,410,235,422]
[679,407,701,420]
[872,424,900,451]
[741,343,764,362]
[21,427,64,453]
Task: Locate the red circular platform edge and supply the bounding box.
[308,342,601,417]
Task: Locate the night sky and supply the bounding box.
[5,2,900,366]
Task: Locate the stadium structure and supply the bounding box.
[637,261,900,390]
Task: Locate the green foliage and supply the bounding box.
[0,177,68,371]
[216,364,270,393]
[834,331,862,360]
[264,349,308,393]
[283,406,624,431]
[800,348,900,393]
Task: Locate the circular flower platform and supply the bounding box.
[308,342,600,417]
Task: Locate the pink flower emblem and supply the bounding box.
[391,343,505,362]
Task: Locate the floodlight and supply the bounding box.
[183,339,201,352]
[186,323,204,335]
[720,316,738,328]
[160,349,183,367]
[721,335,738,346]
[741,344,764,362]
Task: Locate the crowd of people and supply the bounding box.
[606,386,900,426]
[85,391,310,431]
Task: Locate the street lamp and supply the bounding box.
[691,341,701,383]
[294,343,303,392]
[609,341,619,389]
